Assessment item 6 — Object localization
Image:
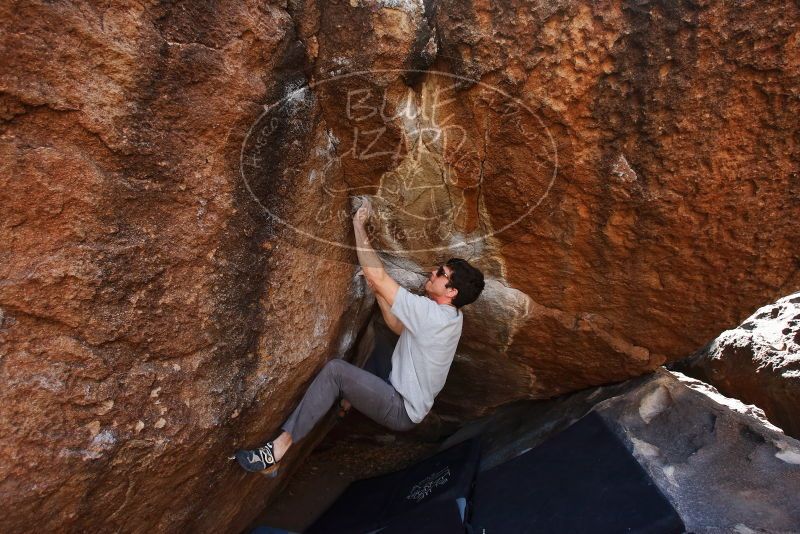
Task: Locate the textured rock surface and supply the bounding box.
[0,1,370,532]
[2,0,799,532]
[444,369,800,533]
[673,292,800,439]
[295,0,800,417]
[425,0,800,404]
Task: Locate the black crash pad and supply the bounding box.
[380,498,465,534]
[470,411,684,534]
[306,438,479,534]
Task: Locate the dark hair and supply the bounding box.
[445,258,485,308]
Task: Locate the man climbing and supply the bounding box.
[234,197,485,475]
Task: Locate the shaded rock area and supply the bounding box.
[251,407,441,532]
[255,369,800,533]
[444,369,800,533]
[1,0,799,532]
[673,292,800,439]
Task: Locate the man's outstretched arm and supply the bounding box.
[353,199,400,306]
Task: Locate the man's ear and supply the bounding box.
[447,286,458,299]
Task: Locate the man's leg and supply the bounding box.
[236,358,414,473]
[341,322,398,415]
[282,358,414,443]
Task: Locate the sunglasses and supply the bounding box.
[436,265,451,280]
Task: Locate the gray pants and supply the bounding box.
[281,358,416,442]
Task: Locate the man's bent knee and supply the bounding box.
[322,358,348,377]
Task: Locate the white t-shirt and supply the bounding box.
[388,286,464,423]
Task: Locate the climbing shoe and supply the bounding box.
[235,442,280,477]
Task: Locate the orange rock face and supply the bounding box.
[1,0,798,531]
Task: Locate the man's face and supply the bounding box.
[424,264,454,300]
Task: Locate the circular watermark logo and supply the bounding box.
[240,69,558,257]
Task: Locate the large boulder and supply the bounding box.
[286,0,800,418]
[673,292,800,439]
[1,0,799,531]
[0,1,370,532]
[423,0,800,409]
